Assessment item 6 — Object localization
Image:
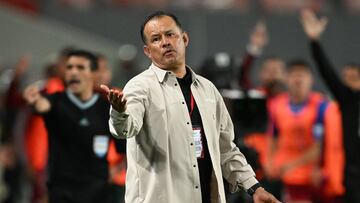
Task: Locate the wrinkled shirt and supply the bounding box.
[109,64,258,203]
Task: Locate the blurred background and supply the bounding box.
[1,0,360,89]
[0,0,360,203]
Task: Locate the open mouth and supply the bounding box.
[163,50,175,56]
[67,79,80,85]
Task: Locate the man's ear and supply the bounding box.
[183,32,189,47]
[143,45,151,58]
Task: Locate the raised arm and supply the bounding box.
[23,82,51,113]
[300,9,350,101]
[239,21,268,90]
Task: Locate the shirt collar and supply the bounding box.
[150,63,199,85]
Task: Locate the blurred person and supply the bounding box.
[1,55,31,203]
[301,9,357,202]
[238,21,286,167]
[257,57,286,97]
[23,50,116,203]
[237,22,285,201]
[24,48,73,203]
[238,21,269,91]
[101,11,280,203]
[266,60,341,203]
[341,63,360,90]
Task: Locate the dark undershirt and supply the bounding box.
[177,68,213,203]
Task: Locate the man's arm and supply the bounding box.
[23,83,51,113]
[238,21,268,90]
[101,80,148,139]
[301,9,350,101]
[215,89,280,203]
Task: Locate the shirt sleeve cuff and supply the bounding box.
[241,177,259,191]
[110,107,129,120]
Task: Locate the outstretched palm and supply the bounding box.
[100,84,127,113]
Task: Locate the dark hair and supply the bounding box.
[140,11,183,44]
[286,59,312,73]
[66,50,98,71]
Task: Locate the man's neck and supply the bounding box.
[174,66,187,78]
[74,89,94,102]
[155,62,186,78]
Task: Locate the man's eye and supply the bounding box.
[78,65,85,70]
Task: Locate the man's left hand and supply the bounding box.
[253,187,281,203]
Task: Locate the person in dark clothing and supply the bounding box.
[23,50,116,203]
[301,9,360,202]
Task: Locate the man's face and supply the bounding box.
[342,66,360,90]
[65,56,94,95]
[286,66,313,97]
[260,59,285,86]
[143,16,189,70]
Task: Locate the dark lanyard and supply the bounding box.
[189,92,195,117]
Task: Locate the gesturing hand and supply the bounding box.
[23,83,41,105]
[100,84,127,113]
[250,21,268,51]
[300,8,328,40]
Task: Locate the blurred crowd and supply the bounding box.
[0,2,359,203]
[3,0,360,14]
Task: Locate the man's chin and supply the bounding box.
[68,86,81,95]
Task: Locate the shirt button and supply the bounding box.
[190,143,193,146]
[175,83,178,86]
[195,186,199,189]
[182,101,185,104]
[193,164,196,168]
[187,122,190,125]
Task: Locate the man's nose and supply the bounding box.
[68,67,79,75]
[161,37,170,47]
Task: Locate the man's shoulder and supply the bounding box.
[123,68,159,93]
[195,74,216,88]
[127,68,157,85]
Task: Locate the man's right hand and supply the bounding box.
[23,82,51,113]
[23,83,41,105]
[100,84,127,113]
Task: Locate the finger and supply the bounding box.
[109,89,117,102]
[120,98,127,107]
[109,89,123,104]
[100,84,110,94]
